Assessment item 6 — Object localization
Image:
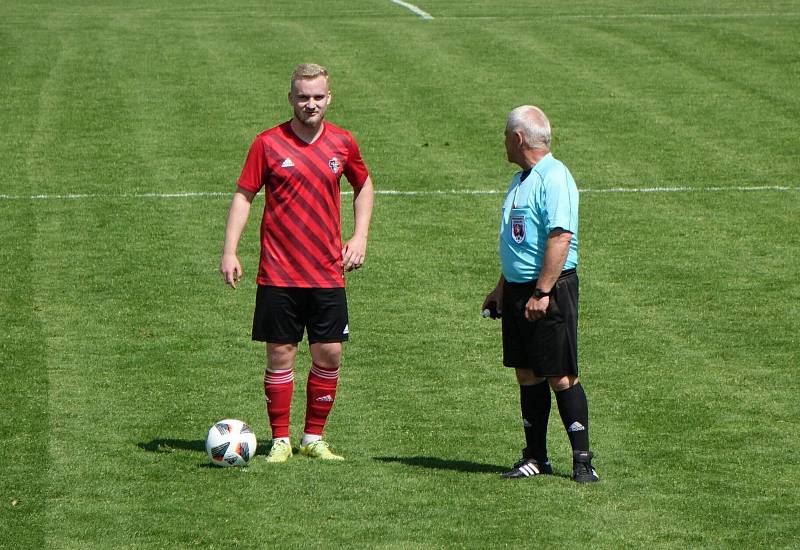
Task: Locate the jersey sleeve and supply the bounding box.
[237,137,268,193]
[343,135,370,189]
[543,167,579,234]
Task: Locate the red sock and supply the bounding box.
[304,364,340,437]
[264,369,294,439]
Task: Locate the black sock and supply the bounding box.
[554,383,590,453]
[519,381,551,462]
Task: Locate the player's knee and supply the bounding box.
[309,342,342,370]
[267,343,298,371]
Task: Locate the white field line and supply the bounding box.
[442,12,800,21]
[0,186,797,201]
[565,12,800,19]
[389,0,434,20]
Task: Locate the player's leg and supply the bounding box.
[263,343,298,462]
[300,288,348,460]
[252,285,305,462]
[300,342,343,459]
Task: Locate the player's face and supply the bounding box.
[289,76,331,128]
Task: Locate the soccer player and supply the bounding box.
[482,106,599,482]
[219,63,375,462]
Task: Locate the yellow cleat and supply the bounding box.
[299,440,344,461]
[264,440,293,463]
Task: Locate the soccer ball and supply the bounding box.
[205,419,257,467]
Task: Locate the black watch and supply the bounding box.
[533,287,552,299]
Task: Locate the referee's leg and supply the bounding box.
[550,375,599,482]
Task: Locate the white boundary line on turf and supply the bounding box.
[0,186,797,201]
[442,12,800,21]
[581,185,799,193]
[389,0,434,20]
[558,12,800,20]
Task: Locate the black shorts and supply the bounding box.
[252,286,349,344]
[502,269,579,377]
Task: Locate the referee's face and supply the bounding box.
[505,128,521,165]
[289,76,331,128]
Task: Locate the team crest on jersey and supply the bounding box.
[511,215,525,244]
[328,157,341,174]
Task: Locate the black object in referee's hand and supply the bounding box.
[482,302,501,319]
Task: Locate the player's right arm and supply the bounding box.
[220,186,257,289]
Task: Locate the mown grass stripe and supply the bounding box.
[1,185,797,201]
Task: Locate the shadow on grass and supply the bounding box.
[138,438,273,456]
[374,455,507,474]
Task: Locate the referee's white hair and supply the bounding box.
[506,106,551,150]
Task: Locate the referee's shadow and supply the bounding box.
[373,455,507,474]
[374,456,573,479]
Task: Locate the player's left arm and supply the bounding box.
[343,176,374,272]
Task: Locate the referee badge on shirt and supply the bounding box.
[511,215,525,244]
[328,157,341,174]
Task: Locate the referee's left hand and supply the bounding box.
[525,296,549,322]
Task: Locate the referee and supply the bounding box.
[482,105,599,483]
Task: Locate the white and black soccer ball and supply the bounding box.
[205,419,257,467]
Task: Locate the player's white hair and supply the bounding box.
[506,105,551,150]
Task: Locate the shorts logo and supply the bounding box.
[343,324,349,335]
[328,157,341,174]
[511,215,525,244]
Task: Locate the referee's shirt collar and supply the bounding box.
[530,152,554,178]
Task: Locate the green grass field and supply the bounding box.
[2,1,799,548]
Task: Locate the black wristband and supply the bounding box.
[533,287,552,299]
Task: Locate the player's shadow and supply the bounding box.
[138,438,273,457]
[374,455,507,474]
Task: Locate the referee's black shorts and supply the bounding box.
[501,269,579,377]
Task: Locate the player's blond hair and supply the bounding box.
[507,105,551,150]
[291,63,330,91]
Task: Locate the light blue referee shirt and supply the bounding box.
[499,153,579,283]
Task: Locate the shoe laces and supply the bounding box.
[308,440,329,451]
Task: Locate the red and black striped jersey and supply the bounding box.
[237,121,370,288]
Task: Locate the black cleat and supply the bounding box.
[572,450,599,483]
[501,458,553,479]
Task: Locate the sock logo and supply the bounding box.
[522,418,532,428]
[567,421,586,432]
[315,394,334,402]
